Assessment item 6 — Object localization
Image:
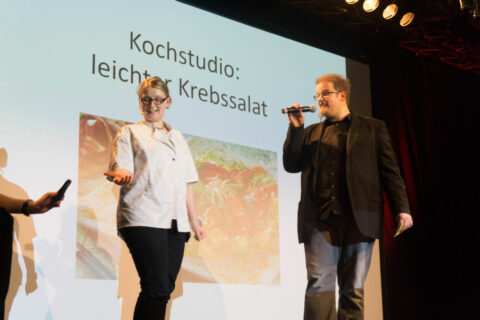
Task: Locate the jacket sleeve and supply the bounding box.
[108,126,134,174]
[377,121,411,215]
[283,124,305,173]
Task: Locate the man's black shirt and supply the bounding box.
[316,113,353,220]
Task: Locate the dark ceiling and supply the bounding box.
[181,0,480,74]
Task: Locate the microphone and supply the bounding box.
[281,105,317,114]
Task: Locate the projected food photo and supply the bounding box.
[76,113,280,285]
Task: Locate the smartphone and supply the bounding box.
[53,179,71,201]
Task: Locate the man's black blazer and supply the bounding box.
[283,113,410,243]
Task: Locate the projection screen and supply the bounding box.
[0,1,381,319]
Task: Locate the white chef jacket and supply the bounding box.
[109,120,198,232]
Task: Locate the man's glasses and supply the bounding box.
[313,90,341,101]
[141,96,169,105]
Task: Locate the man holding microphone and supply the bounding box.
[283,74,413,320]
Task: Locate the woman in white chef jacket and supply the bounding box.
[105,76,206,320]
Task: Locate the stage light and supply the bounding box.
[345,0,359,4]
[458,0,474,10]
[382,3,398,19]
[399,12,415,26]
[363,0,380,12]
[474,0,479,18]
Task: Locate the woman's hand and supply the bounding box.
[186,183,206,241]
[104,169,132,185]
[190,218,206,241]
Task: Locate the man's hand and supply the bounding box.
[287,104,305,127]
[29,192,63,214]
[394,213,413,237]
[104,169,132,185]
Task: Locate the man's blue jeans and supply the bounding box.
[304,214,374,320]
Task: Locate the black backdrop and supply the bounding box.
[371,51,480,320]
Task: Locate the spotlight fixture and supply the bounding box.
[399,12,415,26]
[344,0,415,26]
[382,3,399,19]
[363,0,380,12]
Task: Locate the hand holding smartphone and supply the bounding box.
[53,179,71,202]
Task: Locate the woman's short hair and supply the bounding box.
[137,76,170,98]
[316,74,351,105]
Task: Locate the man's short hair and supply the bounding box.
[316,74,351,105]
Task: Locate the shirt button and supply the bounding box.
[332,196,336,199]
[331,172,335,176]
[172,158,175,161]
